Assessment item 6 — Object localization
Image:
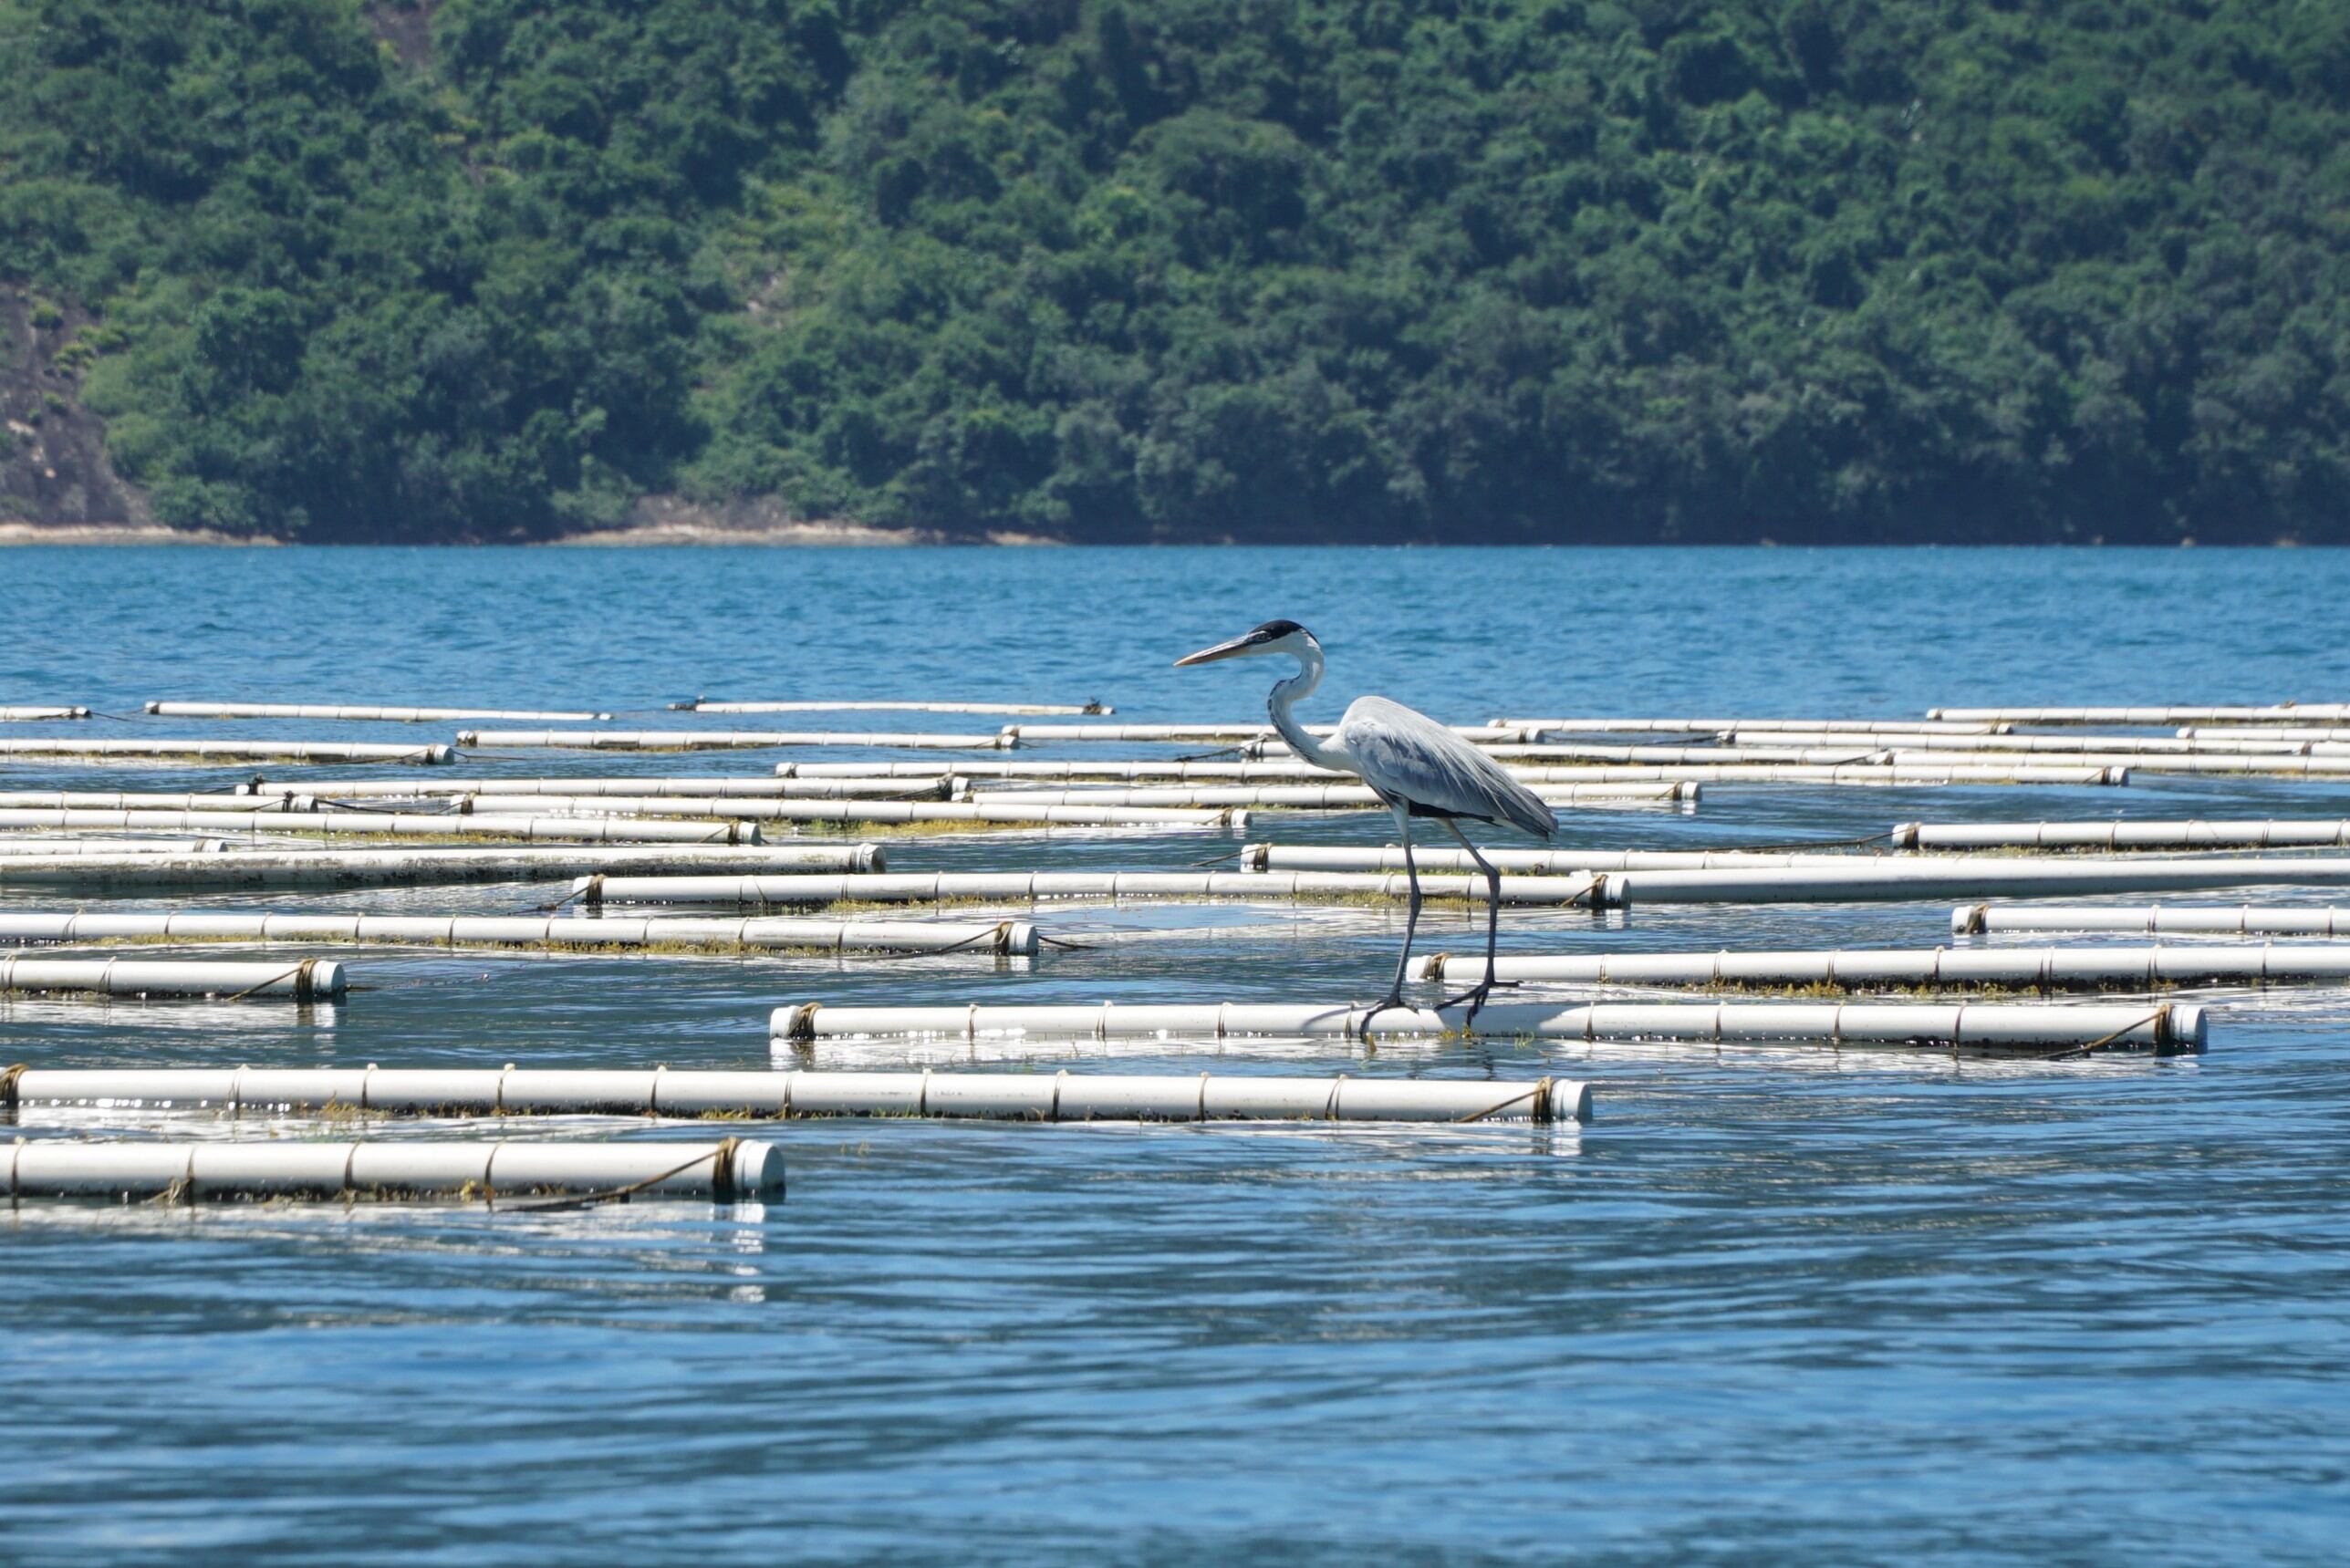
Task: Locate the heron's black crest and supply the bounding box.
[1249,619,1309,643]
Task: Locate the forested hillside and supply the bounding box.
[3,0,2346,542]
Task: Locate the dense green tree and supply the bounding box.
[3,0,2346,541]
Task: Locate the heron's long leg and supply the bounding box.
[1438,819,1504,1021]
[1363,804,1420,1023]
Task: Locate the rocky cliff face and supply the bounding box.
[0,286,148,529]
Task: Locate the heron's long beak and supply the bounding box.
[1174,636,1253,668]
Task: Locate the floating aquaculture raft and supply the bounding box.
[0,957,345,999]
[0,1138,783,1203]
[772,1000,2205,1053]
[1952,905,2350,936]
[1410,945,2350,992]
[0,909,1036,956]
[5,1066,1589,1125]
[146,702,613,722]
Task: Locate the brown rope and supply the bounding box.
[223,958,318,1003]
[536,873,604,914]
[0,1063,26,1109]
[502,1138,744,1213]
[1452,1075,1557,1124]
[2040,1002,2174,1061]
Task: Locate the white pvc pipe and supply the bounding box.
[1929,705,2350,724]
[0,706,92,722]
[1412,944,2350,991]
[1482,743,1908,763]
[0,844,879,888]
[0,839,233,857]
[445,794,993,820]
[961,783,1698,807]
[0,808,763,844]
[1730,730,2317,754]
[1887,750,2350,776]
[1495,717,2012,735]
[5,1066,1587,1125]
[1893,820,2350,851]
[1246,844,1983,874]
[577,870,1609,908]
[1951,905,2350,936]
[1586,858,2350,906]
[244,776,961,800]
[0,793,331,812]
[2178,727,2350,742]
[432,800,1245,829]
[771,1000,2206,1051]
[775,759,2127,787]
[0,909,1035,956]
[458,729,1010,750]
[0,956,345,999]
[0,739,453,763]
[146,702,613,722]
[996,722,1537,744]
[0,1138,783,1202]
[673,699,1111,716]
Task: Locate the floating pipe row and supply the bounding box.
[0,793,336,812]
[1929,705,2350,724]
[672,699,1111,715]
[0,706,91,722]
[962,783,1699,808]
[771,1000,2204,1052]
[2178,726,2350,742]
[1894,819,2350,851]
[146,701,612,722]
[1730,730,2320,755]
[775,758,2127,787]
[0,844,878,889]
[0,957,345,999]
[5,1066,1586,1125]
[0,909,1035,956]
[574,869,1608,908]
[443,794,1009,821]
[0,739,453,763]
[1573,858,2350,906]
[0,808,764,844]
[1882,749,2350,777]
[995,722,1539,744]
[0,839,233,857]
[1952,905,2350,936]
[1493,717,2012,735]
[1412,944,2350,992]
[244,776,962,800]
[0,1138,782,1203]
[457,728,1010,750]
[1246,844,1981,874]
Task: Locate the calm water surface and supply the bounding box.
[2,547,2347,1564]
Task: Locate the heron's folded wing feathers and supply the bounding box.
[1335,696,1557,838]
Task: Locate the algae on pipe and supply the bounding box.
[0,1138,784,1203]
[1951,905,2350,936]
[147,701,614,722]
[673,699,1112,716]
[457,728,1010,750]
[0,739,454,763]
[1410,944,2350,992]
[1893,819,2350,851]
[0,843,879,889]
[770,999,2205,1053]
[0,956,346,999]
[6,1066,1586,1125]
[0,909,1035,956]
[572,869,1611,908]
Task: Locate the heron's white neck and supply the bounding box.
[1266,642,1347,774]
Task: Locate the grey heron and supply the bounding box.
[1175,619,1557,1019]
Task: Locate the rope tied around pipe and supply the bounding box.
[0,1063,26,1110]
[222,958,319,1003]
[500,1137,747,1213]
[2041,1002,2175,1062]
[536,874,605,914]
[1453,1076,1559,1124]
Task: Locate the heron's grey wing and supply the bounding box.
[1335,696,1557,839]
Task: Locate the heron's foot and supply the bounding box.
[1439,979,1495,1026]
[1358,988,1410,1031]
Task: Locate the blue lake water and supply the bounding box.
[3,545,2348,1563]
